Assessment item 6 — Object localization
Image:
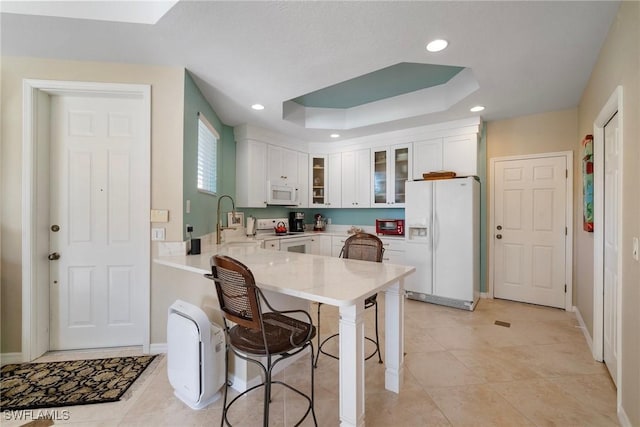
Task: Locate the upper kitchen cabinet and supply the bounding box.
[413,133,478,179]
[296,152,309,208]
[236,139,268,207]
[371,144,411,207]
[267,145,299,185]
[310,155,326,206]
[310,153,341,207]
[341,149,370,208]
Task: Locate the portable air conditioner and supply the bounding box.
[167,300,226,410]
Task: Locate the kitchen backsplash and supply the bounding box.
[238,207,404,226]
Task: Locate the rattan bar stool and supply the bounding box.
[314,232,384,367]
[205,255,317,427]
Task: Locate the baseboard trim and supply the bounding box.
[480,292,491,299]
[573,306,595,356]
[618,405,631,427]
[1,352,23,365]
[149,343,168,354]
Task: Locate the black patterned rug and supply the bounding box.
[0,355,156,411]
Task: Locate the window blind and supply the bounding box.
[197,113,219,194]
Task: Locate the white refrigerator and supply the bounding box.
[404,177,480,310]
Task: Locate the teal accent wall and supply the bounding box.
[237,207,404,228]
[183,71,235,239]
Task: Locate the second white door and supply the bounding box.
[603,112,620,385]
[49,93,148,350]
[493,155,568,308]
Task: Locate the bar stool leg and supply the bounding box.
[314,303,322,368]
[374,301,383,363]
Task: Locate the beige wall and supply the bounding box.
[1,57,185,353]
[486,109,578,160]
[577,1,640,424]
[485,108,578,299]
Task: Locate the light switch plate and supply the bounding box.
[152,228,166,241]
[150,209,169,222]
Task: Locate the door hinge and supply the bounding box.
[565,227,568,235]
[564,284,567,293]
[566,169,568,178]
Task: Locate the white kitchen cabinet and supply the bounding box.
[236,139,267,208]
[310,154,341,207]
[331,236,348,257]
[341,149,370,208]
[295,152,309,208]
[380,238,422,294]
[310,234,331,256]
[371,144,411,207]
[262,239,280,251]
[412,134,477,179]
[412,137,443,179]
[442,134,478,177]
[327,153,342,207]
[267,145,299,185]
[380,239,405,264]
[310,155,327,206]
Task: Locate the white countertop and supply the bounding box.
[154,244,415,307]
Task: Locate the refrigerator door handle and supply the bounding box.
[433,213,439,250]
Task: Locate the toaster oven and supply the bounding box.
[376,219,405,236]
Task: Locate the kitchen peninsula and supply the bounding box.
[155,244,415,427]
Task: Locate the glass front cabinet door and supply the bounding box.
[310,155,327,206]
[371,144,411,207]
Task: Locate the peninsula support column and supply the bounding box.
[384,279,405,392]
[339,300,365,427]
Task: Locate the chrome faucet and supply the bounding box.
[216,194,236,245]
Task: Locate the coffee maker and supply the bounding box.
[313,214,326,231]
[289,212,305,233]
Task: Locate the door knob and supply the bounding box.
[48,252,61,260]
[51,224,60,232]
[497,225,502,230]
[496,234,502,240]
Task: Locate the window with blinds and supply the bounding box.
[197,114,219,194]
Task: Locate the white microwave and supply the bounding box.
[267,181,298,205]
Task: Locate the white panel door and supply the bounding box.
[49,94,146,350]
[493,156,567,308]
[603,112,619,385]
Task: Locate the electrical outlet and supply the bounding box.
[186,224,193,233]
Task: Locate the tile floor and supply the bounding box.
[2,298,618,426]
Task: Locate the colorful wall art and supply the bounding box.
[582,134,594,232]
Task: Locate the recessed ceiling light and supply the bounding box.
[330,133,340,138]
[251,104,265,110]
[470,105,485,112]
[426,39,448,52]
